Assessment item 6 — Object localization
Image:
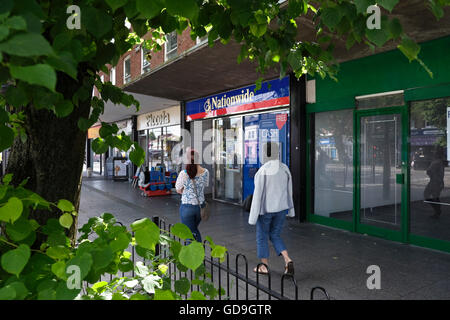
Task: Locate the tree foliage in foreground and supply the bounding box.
[0,0,448,160]
[0,174,227,300]
[0,0,449,300]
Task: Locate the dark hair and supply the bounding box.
[186,150,199,179]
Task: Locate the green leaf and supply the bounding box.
[51,261,67,280]
[109,232,131,252]
[5,84,29,108]
[54,100,74,118]
[106,0,128,12]
[249,23,267,38]
[67,253,93,280]
[118,258,133,272]
[0,33,53,57]
[46,52,77,80]
[0,285,16,300]
[6,16,27,30]
[1,244,31,276]
[366,27,390,47]
[175,277,190,295]
[388,18,402,39]
[91,138,109,154]
[91,247,114,270]
[0,125,14,152]
[189,290,206,300]
[129,145,145,167]
[0,0,13,19]
[81,6,113,39]
[9,64,56,92]
[158,264,169,274]
[179,242,204,271]
[153,289,176,300]
[0,186,6,201]
[59,213,73,229]
[170,223,194,240]
[320,7,343,30]
[6,218,33,241]
[2,173,13,185]
[201,282,218,299]
[130,293,150,300]
[8,282,28,300]
[377,0,399,12]
[136,0,164,19]
[0,26,9,42]
[354,0,374,14]
[57,199,75,212]
[133,220,160,251]
[46,246,71,260]
[0,197,23,224]
[398,37,420,62]
[55,281,80,300]
[166,0,199,20]
[211,245,227,262]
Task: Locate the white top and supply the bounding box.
[175,169,209,205]
[248,160,295,225]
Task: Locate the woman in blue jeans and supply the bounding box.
[175,149,209,243]
[249,143,295,276]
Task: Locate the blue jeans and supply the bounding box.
[180,204,202,243]
[256,210,287,259]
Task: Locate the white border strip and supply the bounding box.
[355,90,404,100]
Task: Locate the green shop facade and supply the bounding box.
[305,35,450,253]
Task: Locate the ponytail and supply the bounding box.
[186,149,198,179]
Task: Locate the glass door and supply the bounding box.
[213,117,243,204]
[356,108,407,240]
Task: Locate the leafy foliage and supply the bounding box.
[0,0,448,160]
[0,177,227,300]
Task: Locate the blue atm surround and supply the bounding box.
[242,111,290,201]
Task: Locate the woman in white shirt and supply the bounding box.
[175,149,209,242]
[249,142,295,276]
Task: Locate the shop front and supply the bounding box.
[185,76,291,205]
[137,105,181,173]
[307,36,450,252]
[87,125,102,174]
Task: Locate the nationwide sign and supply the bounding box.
[185,76,290,121]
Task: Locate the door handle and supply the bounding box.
[396,173,405,184]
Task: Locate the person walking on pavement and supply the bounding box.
[175,149,209,243]
[424,147,445,218]
[249,142,295,276]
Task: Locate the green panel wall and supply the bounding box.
[308,36,450,112]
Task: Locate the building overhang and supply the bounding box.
[100,92,179,123]
[122,1,450,103]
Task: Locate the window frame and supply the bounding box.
[164,32,178,62]
[141,46,151,74]
[123,55,131,84]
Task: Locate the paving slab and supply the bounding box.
[79,176,450,300]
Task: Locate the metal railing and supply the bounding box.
[85,216,331,300]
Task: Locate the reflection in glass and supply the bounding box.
[214,117,243,203]
[359,114,402,230]
[313,110,353,220]
[410,97,450,242]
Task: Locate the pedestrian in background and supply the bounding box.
[249,142,295,276]
[176,149,209,242]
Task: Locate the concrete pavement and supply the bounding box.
[78,174,450,300]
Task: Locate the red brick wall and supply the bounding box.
[95,27,198,93]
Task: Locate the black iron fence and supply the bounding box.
[87,216,331,300]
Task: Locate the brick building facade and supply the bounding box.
[94,28,198,95]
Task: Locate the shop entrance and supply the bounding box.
[243,110,290,201]
[355,107,408,240]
